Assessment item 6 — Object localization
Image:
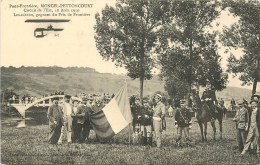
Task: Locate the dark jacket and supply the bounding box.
[175,107,191,127]
[76,104,90,124]
[140,106,153,126]
[131,104,142,125]
[201,89,217,104]
[47,104,63,126]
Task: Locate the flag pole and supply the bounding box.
[125,79,131,147]
[128,123,131,147]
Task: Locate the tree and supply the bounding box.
[221,0,260,95]
[94,0,171,101]
[157,0,228,100]
[164,76,189,99]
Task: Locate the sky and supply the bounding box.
[1,0,259,91]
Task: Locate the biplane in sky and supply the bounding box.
[25,19,70,38]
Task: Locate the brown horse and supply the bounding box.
[191,93,224,141]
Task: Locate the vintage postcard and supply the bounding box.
[1,0,260,164]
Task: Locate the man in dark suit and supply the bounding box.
[76,97,91,143]
[201,82,217,121]
[47,98,63,145]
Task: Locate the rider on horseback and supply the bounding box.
[201,82,217,122]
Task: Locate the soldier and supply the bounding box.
[175,99,191,147]
[47,98,63,145]
[233,100,249,152]
[131,97,142,133]
[152,94,166,148]
[140,98,153,146]
[201,82,217,121]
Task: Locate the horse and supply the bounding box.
[191,92,224,141]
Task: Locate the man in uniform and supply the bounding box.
[47,98,63,145]
[131,98,142,134]
[140,98,153,146]
[175,99,191,147]
[152,94,166,148]
[201,82,217,121]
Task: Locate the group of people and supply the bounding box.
[47,95,105,145]
[131,93,193,148]
[131,94,167,148]
[233,94,260,156]
[47,86,260,155]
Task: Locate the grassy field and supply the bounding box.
[1,118,260,165]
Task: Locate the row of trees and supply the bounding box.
[1,66,97,74]
[94,0,260,101]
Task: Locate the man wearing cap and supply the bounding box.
[175,99,191,147]
[251,94,260,107]
[140,98,153,146]
[76,97,91,143]
[59,95,73,144]
[241,100,260,156]
[47,98,63,145]
[152,94,166,148]
[201,82,217,121]
[131,97,142,134]
[233,100,249,152]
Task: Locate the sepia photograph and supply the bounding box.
[1,0,260,164]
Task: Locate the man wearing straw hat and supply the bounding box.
[152,93,166,148]
[58,95,73,144]
[241,99,260,156]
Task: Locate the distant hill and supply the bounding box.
[0,66,257,102]
[0,66,165,97]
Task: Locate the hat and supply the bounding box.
[155,94,162,99]
[72,99,79,103]
[64,95,71,99]
[250,99,258,104]
[237,100,244,105]
[180,99,186,104]
[143,98,148,103]
[252,93,260,98]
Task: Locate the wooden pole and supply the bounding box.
[129,124,131,147]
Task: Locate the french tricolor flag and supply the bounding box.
[90,84,133,142]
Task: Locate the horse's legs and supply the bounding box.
[218,118,223,140]
[198,122,204,142]
[210,121,216,140]
[204,122,207,141]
